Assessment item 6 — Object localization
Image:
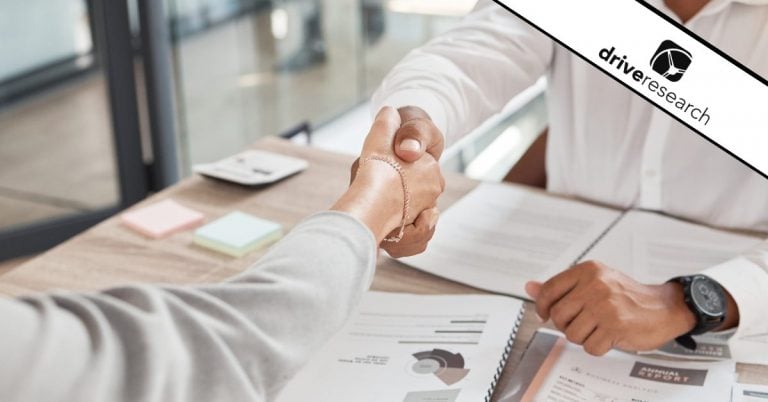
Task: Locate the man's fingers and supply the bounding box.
[382,224,423,258]
[548,294,584,330]
[583,329,614,357]
[564,311,597,345]
[414,207,440,231]
[382,208,439,258]
[535,267,583,320]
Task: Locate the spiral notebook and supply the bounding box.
[275,291,524,402]
[402,183,763,299]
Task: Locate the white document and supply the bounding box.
[403,183,764,299]
[275,291,524,402]
[401,183,621,298]
[583,210,763,283]
[499,329,735,402]
[733,383,768,401]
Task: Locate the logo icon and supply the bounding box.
[650,40,692,82]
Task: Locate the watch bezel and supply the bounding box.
[689,276,726,318]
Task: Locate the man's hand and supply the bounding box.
[525,261,697,356]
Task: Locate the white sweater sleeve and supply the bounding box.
[371,0,554,146]
[0,211,377,402]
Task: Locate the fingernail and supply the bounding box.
[525,281,541,299]
[400,138,421,153]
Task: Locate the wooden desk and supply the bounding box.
[1,138,765,396]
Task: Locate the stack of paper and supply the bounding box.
[193,211,282,257]
[120,199,205,238]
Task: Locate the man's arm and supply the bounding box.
[368,1,553,257]
[371,0,554,146]
[526,240,768,362]
[525,262,698,356]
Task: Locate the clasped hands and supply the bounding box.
[338,106,446,255]
[337,106,704,357]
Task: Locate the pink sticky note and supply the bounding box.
[120,199,205,238]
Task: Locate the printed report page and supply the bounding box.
[506,330,734,402]
[275,292,524,402]
[401,183,621,298]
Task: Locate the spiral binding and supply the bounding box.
[572,211,627,265]
[485,305,525,402]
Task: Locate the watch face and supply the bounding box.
[690,277,725,316]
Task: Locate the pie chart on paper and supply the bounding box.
[411,349,470,386]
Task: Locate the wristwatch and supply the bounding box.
[670,275,727,350]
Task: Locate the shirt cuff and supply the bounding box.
[372,90,449,139]
[701,256,768,364]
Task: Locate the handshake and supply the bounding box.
[333,106,446,257]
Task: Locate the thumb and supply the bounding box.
[525,281,542,300]
[396,135,425,163]
[394,120,433,163]
[394,107,445,163]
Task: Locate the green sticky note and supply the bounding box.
[193,211,282,257]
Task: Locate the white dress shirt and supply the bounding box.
[372,0,768,363]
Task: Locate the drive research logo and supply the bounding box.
[650,40,692,82]
[598,44,711,127]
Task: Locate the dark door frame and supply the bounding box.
[0,0,179,261]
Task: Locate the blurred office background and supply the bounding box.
[0,0,546,262]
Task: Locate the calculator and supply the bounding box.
[193,150,309,186]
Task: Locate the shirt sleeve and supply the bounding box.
[370,0,554,146]
[0,211,377,402]
[700,239,768,364]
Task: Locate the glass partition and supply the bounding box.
[168,0,473,169]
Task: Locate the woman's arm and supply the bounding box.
[0,108,443,402]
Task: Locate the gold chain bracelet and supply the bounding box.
[359,155,410,243]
